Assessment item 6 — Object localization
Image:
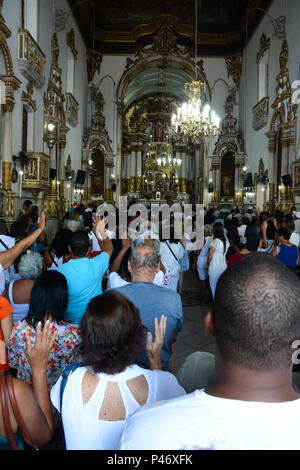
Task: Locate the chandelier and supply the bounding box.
[171,0,220,143]
[156,137,181,179]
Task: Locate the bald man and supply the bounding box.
[110,244,183,371]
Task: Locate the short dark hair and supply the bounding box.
[10,221,27,241]
[26,271,68,328]
[69,230,90,257]
[50,229,73,258]
[23,200,32,210]
[79,291,145,374]
[277,227,291,241]
[214,253,300,370]
[0,219,8,235]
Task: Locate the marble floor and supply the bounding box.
[169,269,216,376]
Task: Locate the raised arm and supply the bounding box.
[0,212,47,270]
[12,320,57,447]
[93,216,113,259]
[110,233,132,273]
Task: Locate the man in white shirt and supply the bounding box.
[119,253,300,450]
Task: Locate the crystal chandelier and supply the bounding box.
[155,137,181,179]
[171,0,220,143]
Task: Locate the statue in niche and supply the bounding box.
[95,92,105,114]
[221,151,235,197]
[222,176,232,196]
[224,88,236,117]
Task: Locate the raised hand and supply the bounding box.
[25,320,57,372]
[38,211,47,231]
[121,232,132,250]
[146,315,167,370]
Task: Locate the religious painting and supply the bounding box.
[91,149,105,196]
[221,152,235,198]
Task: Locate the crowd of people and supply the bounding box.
[0,199,300,450]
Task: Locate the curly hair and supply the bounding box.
[79,291,145,374]
[18,252,43,279]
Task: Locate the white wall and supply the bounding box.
[239,0,297,179]
[2,0,88,207]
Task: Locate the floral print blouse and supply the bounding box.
[7,320,81,388]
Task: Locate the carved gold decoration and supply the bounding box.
[105,189,113,200]
[87,49,103,83]
[22,81,36,111]
[2,162,11,191]
[180,178,187,194]
[65,92,79,127]
[18,28,46,88]
[136,176,142,192]
[252,97,269,131]
[128,176,135,193]
[66,28,78,59]
[256,33,270,64]
[225,55,242,88]
[22,152,50,191]
[269,183,275,202]
[121,178,127,194]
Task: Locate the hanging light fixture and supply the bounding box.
[171,0,220,142]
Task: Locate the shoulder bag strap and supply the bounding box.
[0,239,9,251]
[48,250,58,267]
[6,375,38,450]
[0,375,18,450]
[166,241,178,262]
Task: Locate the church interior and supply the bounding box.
[0,0,298,233]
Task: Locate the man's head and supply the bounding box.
[128,245,160,283]
[208,253,300,371]
[69,230,91,258]
[23,200,32,213]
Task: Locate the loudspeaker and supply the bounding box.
[282,174,292,187]
[49,168,57,181]
[75,170,86,185]
[111,183,117,192]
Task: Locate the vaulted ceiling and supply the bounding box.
[68,0,273,56]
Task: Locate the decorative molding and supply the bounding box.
[256,33,270,64]
[18,28,46,89]
[117,24,212,103]
[87,49,103,83]
[22,81,36,111]
[65,92,79,127]
[225,55,242,88]
[22,152,50,191]
[252,96,269,131]
[66,28,78,59]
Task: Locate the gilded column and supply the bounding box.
[2,103,13,192]
[281,139,289,202]
[136,144,143,193]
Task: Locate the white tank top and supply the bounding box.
[50,364,185,450]
[8,280,29,324]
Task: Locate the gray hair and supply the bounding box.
[129,246,159,273]
[204,224,213,235]
[18,252,43,279]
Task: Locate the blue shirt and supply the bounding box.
[277,243,299,271]
[57,252,109,324]
[110,282,183,371]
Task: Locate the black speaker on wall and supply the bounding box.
[282,174,292,187]
[111,184,117,192]
[75,170,86,185]
[49,168,57,181]
[243,173,253,188]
